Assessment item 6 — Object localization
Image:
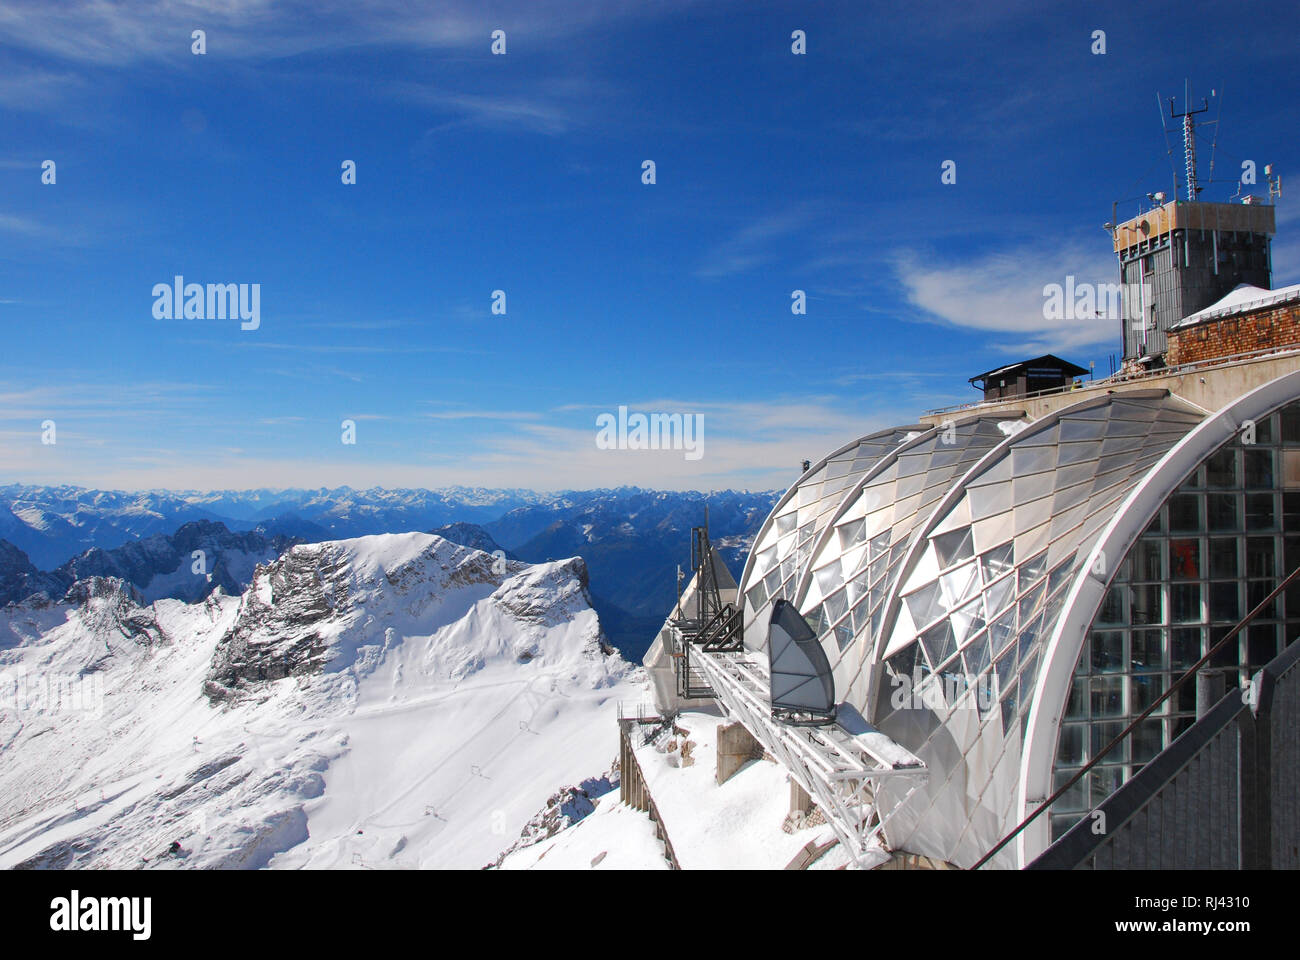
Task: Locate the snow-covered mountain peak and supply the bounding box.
[0,531,643,870]
[206,532,598,699]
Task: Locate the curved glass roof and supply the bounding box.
[739,426,920,650]
[794,415,1021,702]
[870,391,1205,867]
[729,370,1300,868]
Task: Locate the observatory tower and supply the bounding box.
[1112,86,1280,365]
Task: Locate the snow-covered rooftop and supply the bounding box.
[1170,282,1300,330]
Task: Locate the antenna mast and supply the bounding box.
[1169,80,1209,201]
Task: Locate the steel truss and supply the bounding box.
[683,637,929,868]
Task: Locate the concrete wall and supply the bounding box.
[715,720,763,785]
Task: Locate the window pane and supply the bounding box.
[1090,678,1123,717]
[1171,583,1202,623]
[1246,536,1276,577]
[1090,631,1124,673]
[1130,629,1164,673]
[1209,581,1240,623]
[1247,579,1279,619]
[1057,724,1086,765]
[1170,539,1200,579]
[1133,539,1163,580]
[1243,448,1274,488]
[1208,538,1238,578]
[1205,448,1237,487]
[1246,493,1277,530]
[1096,586,1124,625]
[1132,719,1165,762]
[1131,673,1165,713]
[1280,403,1300,444]
[1207,493,1239,532]
[1254,414,1276,444]
[1130,583,1162,625]
[1091,722,1127,763]
[1065,677,1087,718]
[1171,628,1203,669]
[1090,764,1125,806]
[1247,624,1280,666]
[1168,494,1201,532]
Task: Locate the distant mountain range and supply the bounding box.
[0,485,781,659]
[0,519,299,608]
[0,484,549,570]
[484,489,776,659]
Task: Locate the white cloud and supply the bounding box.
[1269,202,1300,285]
[893,241,1120,355]
[0,67,86,111]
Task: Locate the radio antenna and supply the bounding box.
[1169,79,1209,200]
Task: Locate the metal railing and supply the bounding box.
[1028,631,1300,869]
[971,563,1300,869]
[698,602,744,652]
[924,341,1300,418]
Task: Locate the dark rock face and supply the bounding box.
[484,488,777,657]
[2,521,300,609]
[429,522,516,560]
[205,546,343,693]
[61,576,167,649]
[0,540,65,607]
[487,765,620,868]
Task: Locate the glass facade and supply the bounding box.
[871,393,1204,866]
[729,370,1300,867]
[1049,401,1300,841]
[797,416,1016,705]
[742,427,919,650]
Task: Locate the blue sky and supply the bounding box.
[2,0,1297,492]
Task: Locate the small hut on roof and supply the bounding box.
[969,355,1088,401]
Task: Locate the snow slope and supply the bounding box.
[496,797,669,870]
[0,533,642,869]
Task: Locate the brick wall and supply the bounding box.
[1167,301,1300,366]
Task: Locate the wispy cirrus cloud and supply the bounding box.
[0,0,700,134]
[0,1,699,65]
[0,213,60,240]
[421,409,544,421]
[404,80,604,136]
[0,66,87,111]
[695,209,818,279]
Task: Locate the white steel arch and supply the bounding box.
[1017,367,1300,866]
